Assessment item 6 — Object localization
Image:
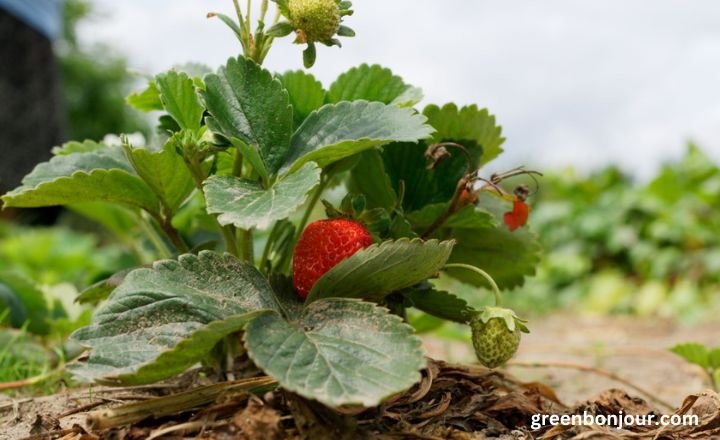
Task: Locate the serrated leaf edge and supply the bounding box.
[243,298,426,407]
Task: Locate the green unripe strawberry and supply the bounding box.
[288,0,340,43]
[470,307,528,368]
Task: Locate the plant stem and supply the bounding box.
[239,228,254,262]
[444,263,502,306]
[152,210,190,254]
[139,214,171,259]
[185,157,240,257]
[232,151,244,177]
[421,177,467,238]
[231,146,255,263]
[232,0,244,23]
[709,368,718,391]
[260,0,269,23]
[294,175,329,243]
[422,142,476,238]
[246,0,252,31]
[260,221,280,272]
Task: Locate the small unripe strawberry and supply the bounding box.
[470,307,527,368]
[288,0,340,43]
[292,218,372,299]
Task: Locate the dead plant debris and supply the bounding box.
[2,359,719,440]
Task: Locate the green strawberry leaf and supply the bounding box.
[204,162,321,230]
[281,101,433,174]
[277,70,327,128]
[124,143,195,212]
[445,206,497,229]
[69,251,279,383]
[268,275,304,321]
[0,329,53,367]
[347,150,397,210]
[403,285,474,324]
[51,140,105,156]
[0,283,26,328]
[406,204,496,231]
[708,349,720,370]
[126,81,164,112]
[245,298,424,407]
[424,103,505,166]
[446,226,541,290]
[155,70,204,130]
[114,311,267,385]
[0,271,50,335]
[1,147,159,214]
[670,343,710,369]
[69,202,138,239]
[202,56,293,175]
[327,64,422,106]
[307,238,454,303]
[381,141,478,212]
[381,105,502,211]
[75,268,133,304]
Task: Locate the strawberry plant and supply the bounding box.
[1,0,541,409]
[670,343,720,391]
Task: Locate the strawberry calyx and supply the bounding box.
[475,306,529,334]
[470,306,528,368]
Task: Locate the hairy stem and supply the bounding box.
[156,210,190,253]
[294,175,329,244]
[444,263,502,306]
[260,0,269,23]
[259,222,281,273]
[246,0,252,31]
[422,142,477,238]
[421,176,469,239]
[231,147,255,263]
[139,214,171,259]
[239,228,254,262]
[232,0,244,24]
[185,157,239,257]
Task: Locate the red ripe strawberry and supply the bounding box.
[503,199,529,231]
[292,219,372,299]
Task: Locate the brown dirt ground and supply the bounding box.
[423,312,720,408]
[1,313,718,439]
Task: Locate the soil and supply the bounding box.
[2,313,719,440]
[424,312,720,407]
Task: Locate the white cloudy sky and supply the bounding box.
[79,0,720,178]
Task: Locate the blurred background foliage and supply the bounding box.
[515,144,720,322]
[0,0,149,389]
[59,0,149,141]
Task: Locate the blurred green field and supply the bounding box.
[509,145,720,322]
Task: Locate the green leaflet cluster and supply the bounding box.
[3,57,541,407]
[69,244,445,407]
